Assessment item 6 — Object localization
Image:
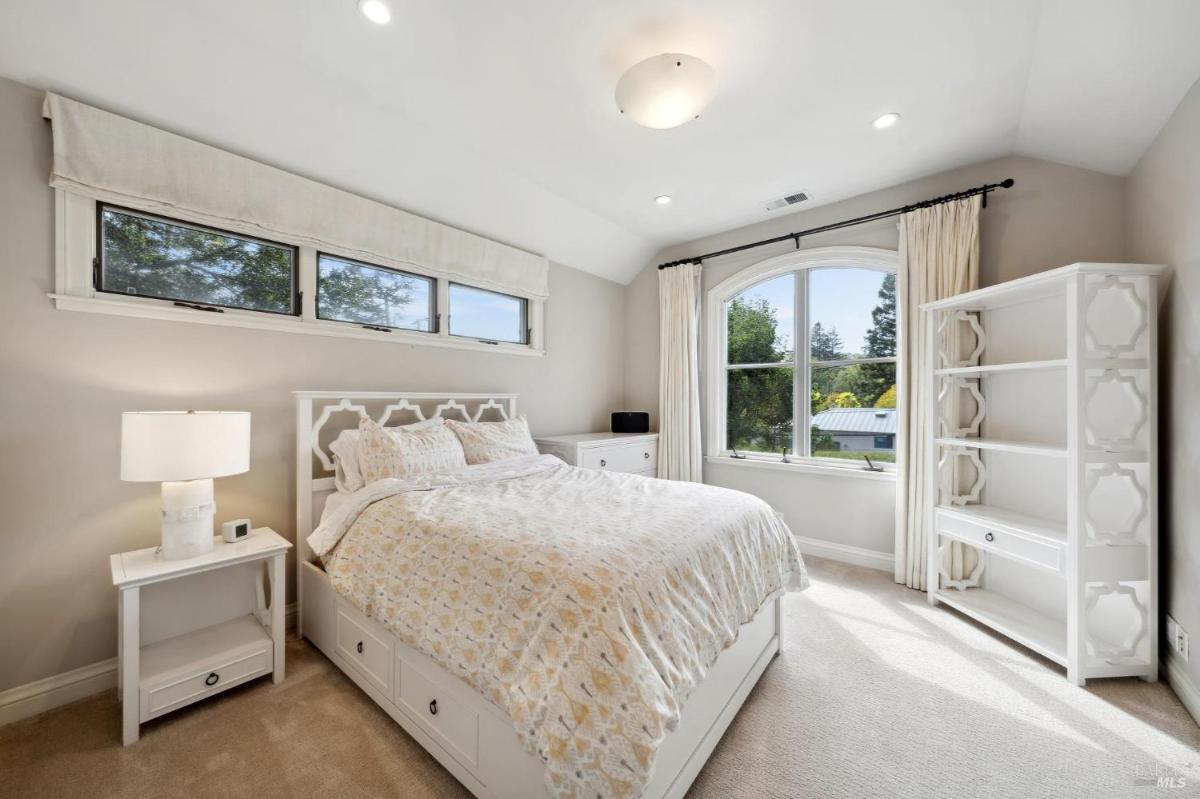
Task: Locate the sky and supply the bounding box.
[737,267,887,357]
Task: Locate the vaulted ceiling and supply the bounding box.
[2,0,1198,283]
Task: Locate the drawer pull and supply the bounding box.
[643,451,650,459]
[600,459,606,467]
[204,672,219,687]
[984,532,995,542]
[356,641,364,654]
[429,698,438,716]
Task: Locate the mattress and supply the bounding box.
[309,454,806,799]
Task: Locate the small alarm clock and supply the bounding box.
[221,518,251,543]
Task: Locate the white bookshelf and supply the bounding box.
[922,262,1164,685]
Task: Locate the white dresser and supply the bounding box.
[535,432,658,477]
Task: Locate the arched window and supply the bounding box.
[705,246,898,468]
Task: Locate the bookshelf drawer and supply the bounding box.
[936,509,1064,574]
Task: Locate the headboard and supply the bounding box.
[293,391,518,570]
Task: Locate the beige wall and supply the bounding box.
[0,76,628,692]
[1127,76,1200,693]
[624,154,1128,556]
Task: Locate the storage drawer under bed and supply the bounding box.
[336,606,394,695]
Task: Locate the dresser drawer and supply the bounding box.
[337,607,394,695]
[396,654,479,769]
[936,509,1064,574]
[140,645,270,722]
[580,440,657,473]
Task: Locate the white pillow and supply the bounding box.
[329,417,440,492]
[445,416,538,465]
[356,415,467,484]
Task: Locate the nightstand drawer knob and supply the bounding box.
[204,672,219,687]
[600,459,607,467]
[985,531,995,542]
[429,698,438,716]
[644,451,650,459]
[356,641,364,654]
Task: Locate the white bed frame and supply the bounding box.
[294,391,783,799]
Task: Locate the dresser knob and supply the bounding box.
[984,532,995,542]
[356,641,364,654]
[600,459,606,467]
[205,672,219,687]
[644,452,650,459]
[429,699,439,716]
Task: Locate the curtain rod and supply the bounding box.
[657,178,1015,270]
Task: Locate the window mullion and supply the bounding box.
[794,270,810,457]
[298,247,317,322]
[436,278,449,338]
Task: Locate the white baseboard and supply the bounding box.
[794,535,894,572]
[0,657,119,728]
[1163,650,1200,728]
[0,603,297,728]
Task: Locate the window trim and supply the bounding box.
[704,245,899,473]
[315,251,438,334]
[51,191,546,356]
[96,202,301,317]
[447,281,530,346]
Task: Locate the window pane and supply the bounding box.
[100,206,295,314]
[810,363,897,462]
[809,268,895,362]
[317,254,434,331]
[727,366,793,454]
[449,284,527,344]
[727,273,794,364]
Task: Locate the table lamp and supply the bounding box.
[121,411,251,560]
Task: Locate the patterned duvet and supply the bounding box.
[309,455,807,799]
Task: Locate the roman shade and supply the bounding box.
[42,93,549,301]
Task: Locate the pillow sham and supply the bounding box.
[329,417,441,493]
[356,415,467,484]
[445,415,538,465]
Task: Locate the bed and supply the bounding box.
[295,391,806,799]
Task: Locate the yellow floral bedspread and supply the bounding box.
[313,455,806,798]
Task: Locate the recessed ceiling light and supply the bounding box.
[872,112,901,129]
[655,195,672,205]
[615,54,717,130]
[358,0,391,25]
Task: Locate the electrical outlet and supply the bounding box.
[1167,615,1189,662]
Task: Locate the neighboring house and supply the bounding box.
[811,407,896,451]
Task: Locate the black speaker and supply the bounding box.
[611,411,650,434]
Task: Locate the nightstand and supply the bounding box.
[534,432,658,476]
[110,527,291,744]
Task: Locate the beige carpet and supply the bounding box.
[2,556,1198,799]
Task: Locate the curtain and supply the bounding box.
[658,262,704,482]
[895,196,981,589]
[42,92,548,301]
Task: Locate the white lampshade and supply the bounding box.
[121,411,251,482]
[615,53,717,130]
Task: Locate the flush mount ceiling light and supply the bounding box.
[872,112,901,129]
[655,195,672,205]
[615,53,716,130]
[358,0,391,24]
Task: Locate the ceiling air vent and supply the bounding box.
[765,191,809,211]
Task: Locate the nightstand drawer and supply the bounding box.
[397,654,479,770]
[139,619,272,722]
[580,441,657,473]
[337,607,394,695]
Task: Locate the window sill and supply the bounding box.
[48,293,545,357]
[705,454,897,482]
